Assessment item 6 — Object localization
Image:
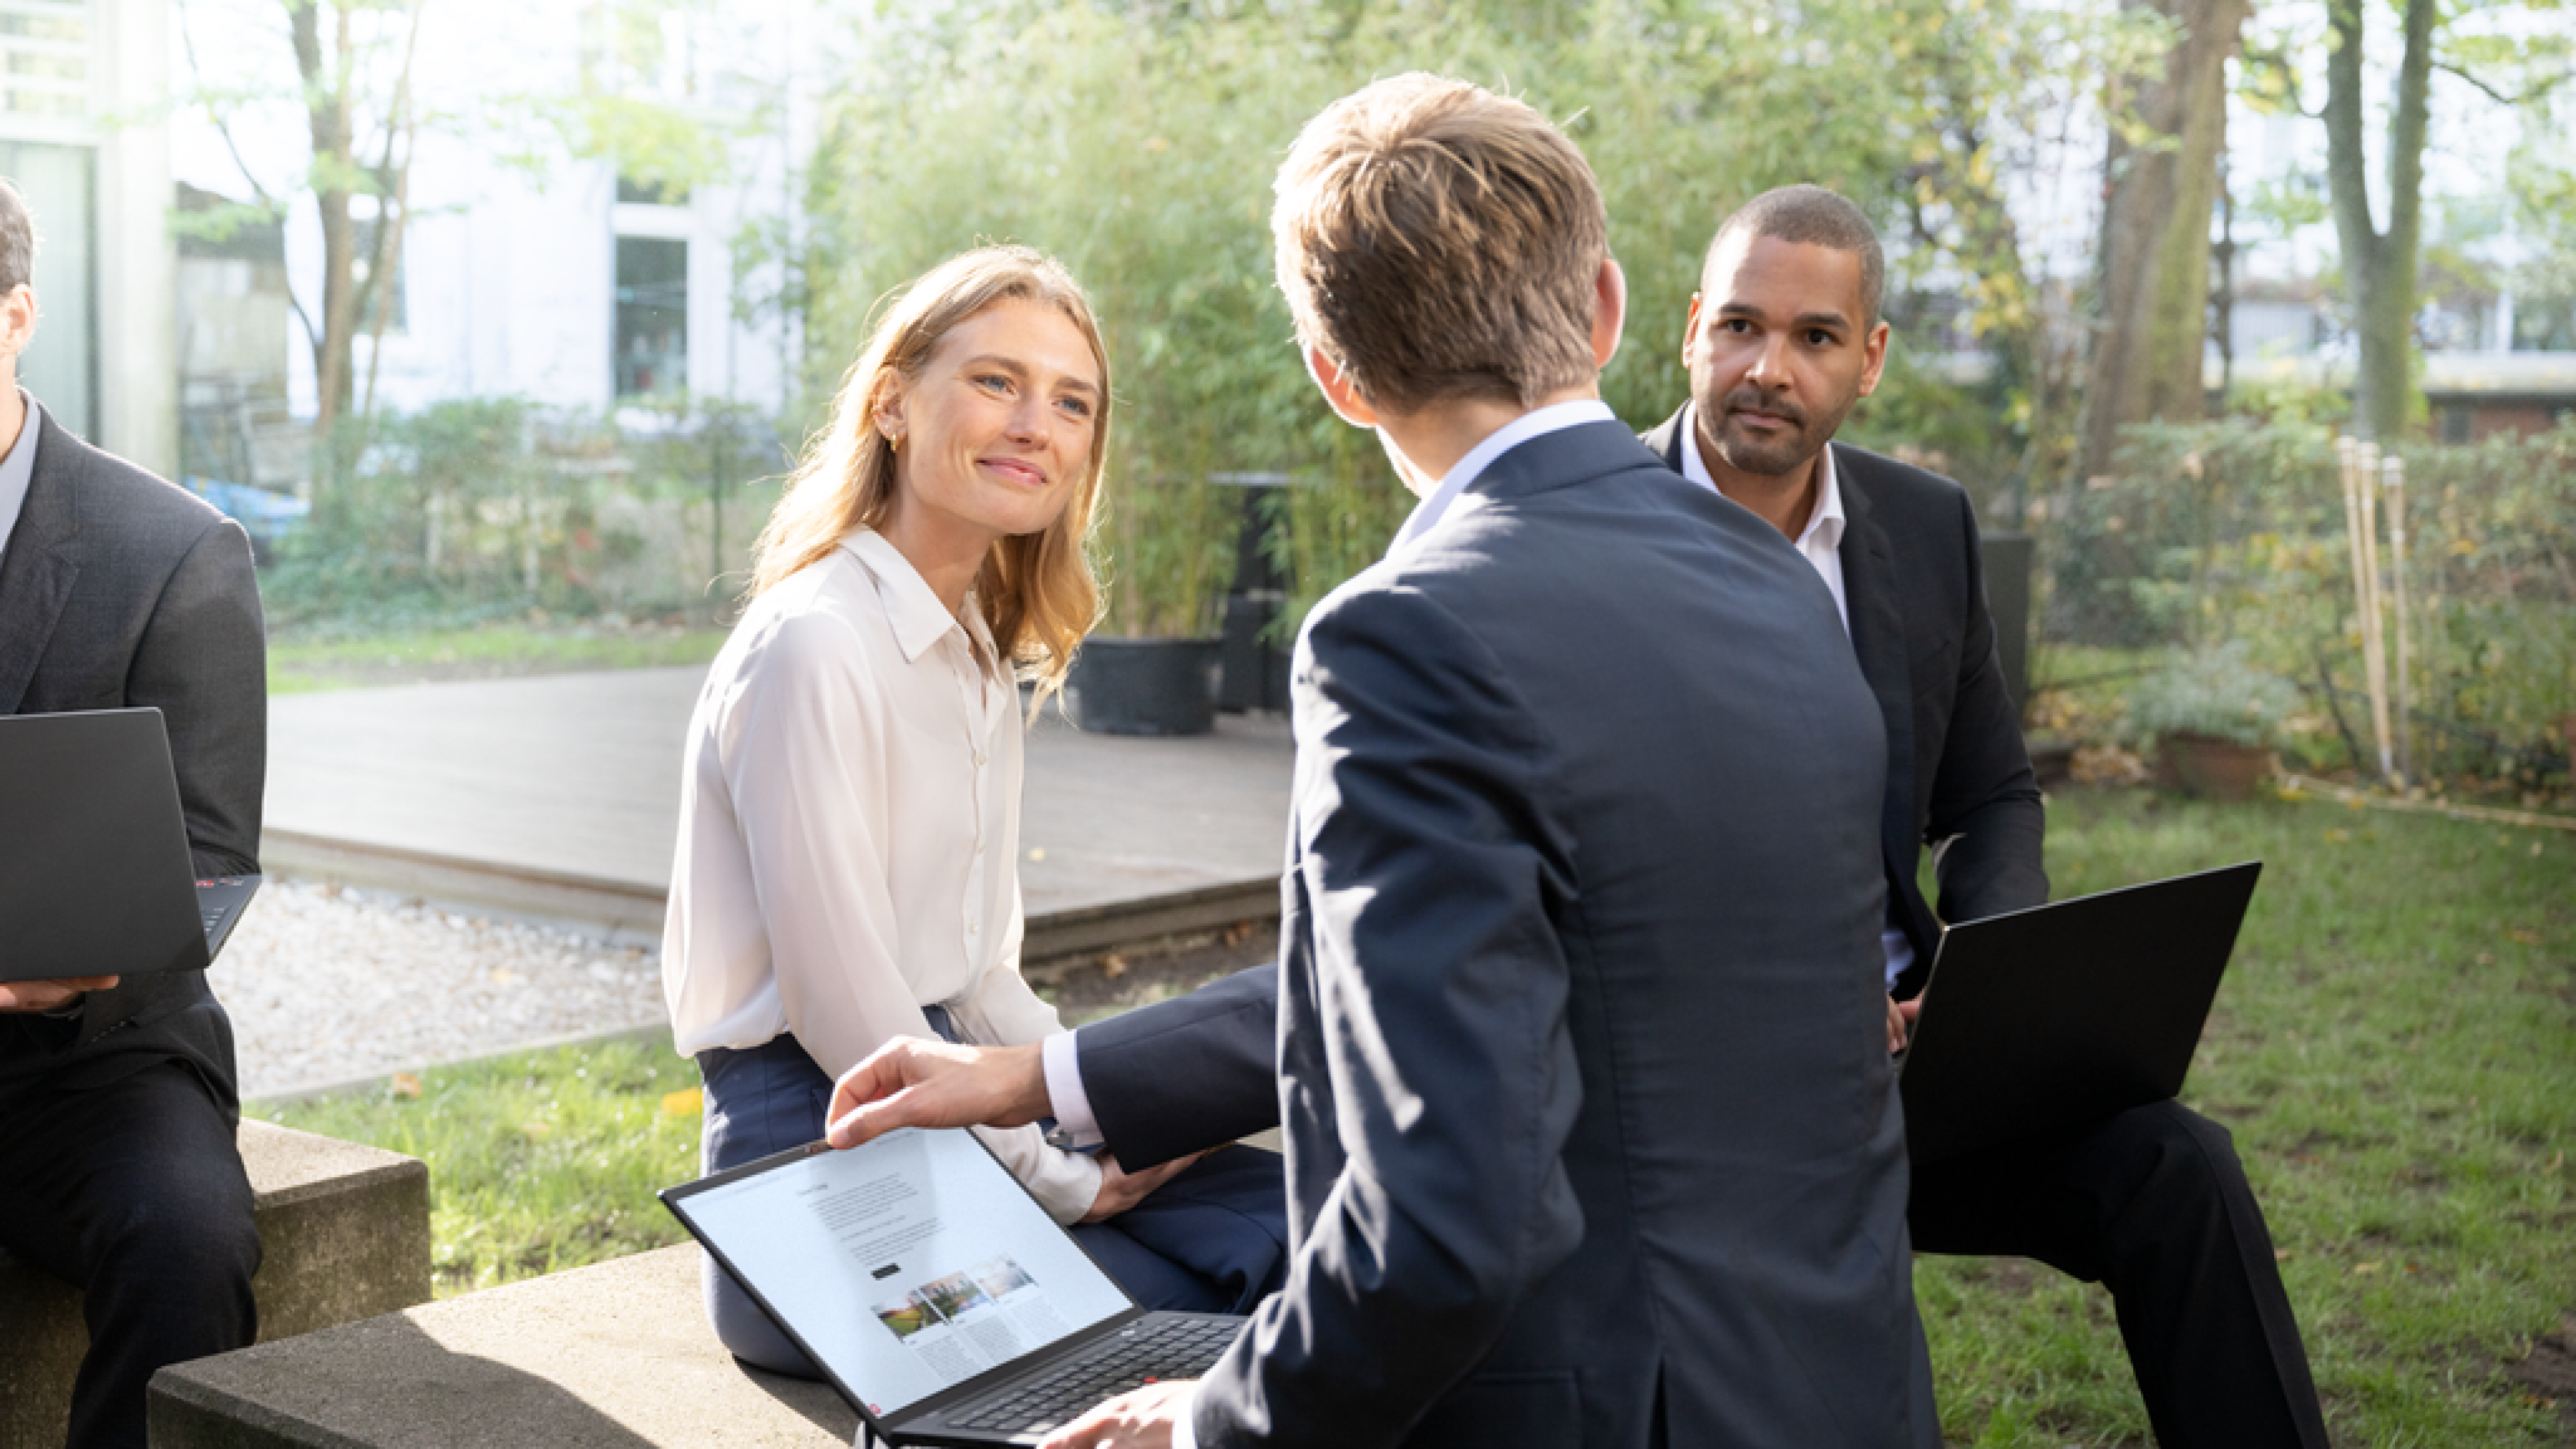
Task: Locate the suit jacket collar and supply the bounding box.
[0,403,82,714]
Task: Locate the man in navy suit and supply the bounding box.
[839,78,1935,1449]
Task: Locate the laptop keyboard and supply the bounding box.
[948,1316,1240,1435]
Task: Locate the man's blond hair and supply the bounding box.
[1271,74,1607,417]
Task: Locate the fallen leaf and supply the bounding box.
[2353,1260,2382,1275]
[662,1087,703,1117]
[389,1072,423,1099]
[1102,953,1129,979]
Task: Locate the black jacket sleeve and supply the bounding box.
[1921,491,2046,928]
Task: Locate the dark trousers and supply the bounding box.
[696,1034,1288,1379]
[1909,1098,2329,1449]
[0,1059,261,1449]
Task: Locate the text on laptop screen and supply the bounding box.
[680,1128,1131,1419]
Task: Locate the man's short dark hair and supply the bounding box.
[0,178,34,294]
[1705,184,1882,328]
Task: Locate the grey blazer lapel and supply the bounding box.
[0,431,78,714]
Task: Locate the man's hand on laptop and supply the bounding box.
[1038,1379,1194,1449]
[826,1037,1051,1148]
[0,976,116,1013]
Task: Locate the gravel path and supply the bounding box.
[215,879,670,1102]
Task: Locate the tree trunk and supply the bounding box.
[292,0,360,443]
[2080,0,2249,482]
[2324,0,2434,440]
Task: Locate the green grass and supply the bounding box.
[254,1032,705,1297]
[267,622,729,694]
[1919,787,2574,1447]
[248,787,2573,1444]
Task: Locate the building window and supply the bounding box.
[0,138,93,438]
[615,235,686,398]
[0,1,84,119]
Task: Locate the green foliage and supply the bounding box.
[1923,788,2575,1446]
[2040,419,2576,785]
[257,1033,703,1297]
[2125,640,2302,748]
[261,396,790,630]
[796,0,2121,639]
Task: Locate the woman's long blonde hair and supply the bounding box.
[752,245,1109,700]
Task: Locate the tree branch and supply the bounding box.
[2433,59,2567,108]
[180,10,320,354]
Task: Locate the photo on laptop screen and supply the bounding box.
[671,1127,1132,1420]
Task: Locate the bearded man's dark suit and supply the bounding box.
[1063,409,2327,1449]
[0,403,266,1449]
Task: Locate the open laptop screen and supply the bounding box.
[670,1127,1132,1421]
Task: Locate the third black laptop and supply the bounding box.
[1898,861,2262,1165]
[0,708,263,981]
[663,1127,1244,1446]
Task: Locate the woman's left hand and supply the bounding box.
[1080,1150,1204,1224]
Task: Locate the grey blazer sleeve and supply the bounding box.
[1922,491,2045,928]
[1194,584,1585,1449]
[1074,961,1281,1169]
[131,519,267,877]
[70,518,264,1051]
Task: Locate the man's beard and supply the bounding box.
[1703,386,1857,476]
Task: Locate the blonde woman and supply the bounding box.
[662,246,1285,1375]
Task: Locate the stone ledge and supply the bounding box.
[1,1121,429,1449]
[152,1245,852,1449]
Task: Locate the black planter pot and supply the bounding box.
[1069,637,1223,736]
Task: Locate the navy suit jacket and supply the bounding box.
[0,406,265,1102]
[1180,419,1931,1448]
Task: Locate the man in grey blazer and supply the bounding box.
[841,76,1936,1448]
[0,178,267,1449]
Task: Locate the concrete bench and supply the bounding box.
[0,1120,429,1449]
[151,1244,854,1448]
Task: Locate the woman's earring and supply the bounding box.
[885,429,902,454]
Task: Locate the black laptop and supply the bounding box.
[0,708,264,981]
[1898,861,2262,1165]
[663,1127,1243,1447]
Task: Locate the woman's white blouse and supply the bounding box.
[662,527,1099,1222]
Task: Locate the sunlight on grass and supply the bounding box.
[255,1032,704,1297]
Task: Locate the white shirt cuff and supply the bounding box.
[1040,1030,1104,1148]
[1168,1385,1199,1449]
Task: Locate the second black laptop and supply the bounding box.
[1898,861,2263,1165]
